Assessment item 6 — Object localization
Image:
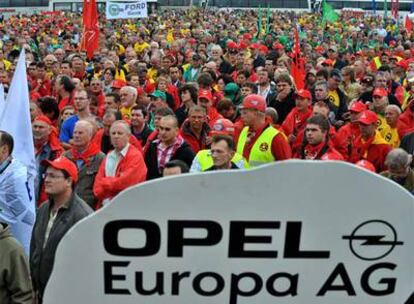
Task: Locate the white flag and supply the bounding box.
[0,50,36,254]
[0,84,4,118]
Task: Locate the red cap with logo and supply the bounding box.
[240,94,266,112]
[227,41,238,50]
[296,89,312,100]
[358,110,378,125]
[209,119,235,136]
[42,156,78,183]
[372,87,388,97]
[273,42,284,50]
[355,160,376,173]
[198,89,213,102]
[349,101,367,113]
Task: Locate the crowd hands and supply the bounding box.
[1,7,414,303]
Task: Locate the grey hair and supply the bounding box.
[265,107,279,124]
[385,148,412,170]
[111,120,131,135]
[385,104,402,115]
[121,86,138,99]
[75,120,94,138]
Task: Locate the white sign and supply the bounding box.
[44,161,414,304]
[106,0,147,19]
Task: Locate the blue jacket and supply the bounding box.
[0,158,35,256]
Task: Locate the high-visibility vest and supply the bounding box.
[197,149,248,171]
[236,126,280,167]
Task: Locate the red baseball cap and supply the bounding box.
[273,42,284,50]
[296,89,312,100]
[358,110,378,125]
[42,156,78,183]
[238,40,248,50]
[372,87,388,97]
[227,41,238,50]
[240,94,266,112]
[315,45,325,53]
[322,58,334,66]
[259,45,269,54]
[250,43,260,49]
[209,119,235,136]
[243,33,252,41]
[198,89,213,102]
[112,79,127,89]
[349,101,367,113]
[355,160,376,172]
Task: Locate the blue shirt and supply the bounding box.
[59,115,79,143]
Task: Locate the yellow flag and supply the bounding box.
[166,29,174,43]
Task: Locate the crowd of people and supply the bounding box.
[1,6,414,303]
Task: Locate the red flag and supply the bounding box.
[81,0,99,59]
[405,15,413,33]
[291,26,305,90]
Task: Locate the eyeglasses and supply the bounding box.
[372,95,383,99]
[43,172,65,179]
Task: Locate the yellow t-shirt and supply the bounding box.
[134,42,150,54]
[376,114,391,136]
[381,127,400,148]
[328,90,340,108]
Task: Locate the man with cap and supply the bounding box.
[190,119,248,172]
[236,94,291,167]
[30,156,93,302]
[184,53,203,82]
[295,115,344,160]
[198,88,223,127]
[282,89,313,145]
[352,110,392,172]
[224,82,242,105]
[337,101,367,161]
[370,87,391,137]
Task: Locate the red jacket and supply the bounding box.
[294,141,344,161]
[91,129,143,154]
[352,131,392,172]
[337,122,361,161]
[281,106,312,137]
[207,107,223,128]
[93,144,147,207]
[179,120,210,153]
[398,107,414,138]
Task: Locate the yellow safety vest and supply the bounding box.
[237,126,279,167]
[197,149,248,171]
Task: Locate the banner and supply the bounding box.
[106,0,147,19]
[43,162,414,304]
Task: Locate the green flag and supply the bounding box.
[384,0,388,19]
[322,0,339,25]
[257,5,262,38]
[265,5,271,35]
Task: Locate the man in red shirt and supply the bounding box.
[282,89,313,145]
[198,89,223,127]
[180,106,210,153]
[93,120,147,207]
[337,101,367,161]
[236,94,291,167]
[295,115,344,160]
[353,110,392,172]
